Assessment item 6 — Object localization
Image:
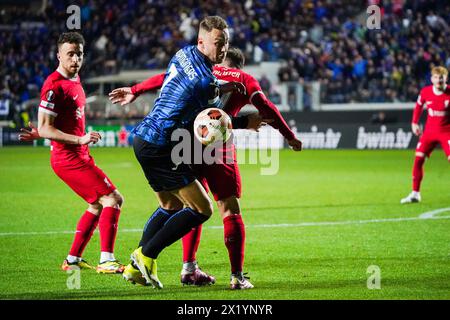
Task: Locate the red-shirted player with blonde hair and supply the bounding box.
[109,47,302,289]
[401,66,450,204]
[19,32,125,273]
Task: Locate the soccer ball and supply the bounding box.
[193,108,232,146]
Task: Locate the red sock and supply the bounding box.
[98,207,121,253]
[412,156,425,192]
[69,211,99,257]
[223,214,245,274]
[182,225,202,262]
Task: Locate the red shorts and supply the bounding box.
[416,131,450,158]
[195,145,242,201]
[51,153,116,204]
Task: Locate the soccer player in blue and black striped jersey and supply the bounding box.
[123,16,229,288]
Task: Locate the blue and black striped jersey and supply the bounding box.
[133,45,222,146]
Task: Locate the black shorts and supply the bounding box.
[133,136,196,192]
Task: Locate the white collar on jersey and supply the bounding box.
[432,85,445,95]
[57,67,78,81]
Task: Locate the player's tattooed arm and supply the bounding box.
[232,113,273,131]
[220,81,246,95]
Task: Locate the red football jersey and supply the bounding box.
[213,66,295,140]
[413,85,450,133]
[212,66,262,116]
[39,70,88,159]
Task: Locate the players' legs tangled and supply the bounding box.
[181,195,253,289]
[141,181,212,259]
[129,181,213,288]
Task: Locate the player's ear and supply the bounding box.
[197,36,204,49]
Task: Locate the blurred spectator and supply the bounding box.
[370,111,398,124]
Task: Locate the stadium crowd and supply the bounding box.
[1,0,450,124]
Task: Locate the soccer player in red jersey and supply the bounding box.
[401,66,450,204]
[19,32,125,273]
[109,47,302,288]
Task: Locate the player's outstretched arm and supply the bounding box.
[109,87,137,106]
[251,92,302,151]
[38,111,101,145]
[246,112,273,132]
[109,73,165,106]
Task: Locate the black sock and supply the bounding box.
[138,207,178,247]
[142,208,209,258]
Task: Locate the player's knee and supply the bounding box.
[87,202,102,215]
[114,192,124,208]
[160,199,183,211]
[100,192,124,209]
[415,152,425,158]
[198,198,214,217]
[217,197,240,218]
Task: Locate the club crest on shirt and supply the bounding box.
[46,90,55,101]
[445,100,449,108]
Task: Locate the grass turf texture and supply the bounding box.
[0,147,448,300]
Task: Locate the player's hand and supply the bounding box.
[411,123,422,136]
[246,113,274,132]
[19,122,40,142]
[288,138,302,151]
[220,81,246,95]
[108,87,137,106]
[79,132,102,145]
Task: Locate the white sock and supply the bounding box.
[183,261,197,273]
[67,255,80,263]
[100,252,115,263]
[412,191,420,197]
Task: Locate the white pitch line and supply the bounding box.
[0,207,449,237]
[419,207,450,219]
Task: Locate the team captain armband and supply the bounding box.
[39,89,58,117]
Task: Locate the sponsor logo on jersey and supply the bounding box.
[213,69,241,79]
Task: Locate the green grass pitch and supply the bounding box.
[0,147,448,300]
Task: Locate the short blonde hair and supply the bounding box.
[199,16,228,32]
[431,66,448,76]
